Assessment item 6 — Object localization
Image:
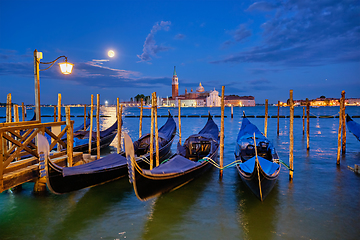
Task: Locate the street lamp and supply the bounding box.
[34,49,74,121]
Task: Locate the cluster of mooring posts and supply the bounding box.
[1,88,358,193]
[0,92,126,193]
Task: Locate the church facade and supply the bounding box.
[164,67,255,107]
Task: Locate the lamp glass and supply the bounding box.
[59,62,74,74]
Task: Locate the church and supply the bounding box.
[164,66,255,107]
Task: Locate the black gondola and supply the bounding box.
[125,114,219,201]
[346,115,360,142]
[234,114,280,201]
[43,113,176,194]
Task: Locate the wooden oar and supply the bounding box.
[253,132,263,201]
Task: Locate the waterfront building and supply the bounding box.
[164,67,255,107]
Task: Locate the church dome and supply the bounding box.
[196,82,205,92]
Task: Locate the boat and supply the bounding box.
[125,114,220,201]
[70,119,118,154]
[43,113,176,194]
[346,115,360,141]
[234,113,280,201]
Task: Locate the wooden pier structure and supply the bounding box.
[0,119,84,193]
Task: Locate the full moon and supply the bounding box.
[108,50,115,58]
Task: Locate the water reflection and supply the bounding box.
[141,170,213,239]
[235,173,280,240]
[47,180,133,240]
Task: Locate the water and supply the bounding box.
[1,106,359,240]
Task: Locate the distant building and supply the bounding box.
[164,67,255,107]
[224,95,255,107]
[172,66,179,98]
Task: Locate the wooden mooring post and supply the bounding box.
[150,93,155,170]
[53,106,57,122]
[154,92,159,167]
[83,104,87,130]
[289,90,294,180]
[337,95,343,165]
[22,102,25,121]
[264,99,268,137]
[117,98,123,154]
[306,98,310,150]
[139,98,143,138]
[88,94,94,154]
[65,106,74,167]
[178,99,181,144]
[220,86,225,178]
[277,101,280,135]
[57,93,62,122]
[302,107,305,135]
[341,91,346,154]
[6,93,11,123]
[231,105,233,119]
[96,94,100,159]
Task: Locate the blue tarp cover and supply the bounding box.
[62,153,126,177]
[346,116,360,141]
[239,156,280,175]
[235,117,275,157]
[143,155,201,175]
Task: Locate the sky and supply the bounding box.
[0,0,359,105]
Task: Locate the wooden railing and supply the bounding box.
[0,120,74,191]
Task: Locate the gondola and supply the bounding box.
[346,115,360,141]
[125,114,219,201]
[69,119,118,154]
[44,113,176,194]
[234,113,280,201]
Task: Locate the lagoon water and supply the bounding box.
[1,106,359,240]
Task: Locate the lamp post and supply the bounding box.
[34,49,74,122]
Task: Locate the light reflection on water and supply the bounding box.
[0,106,359,239]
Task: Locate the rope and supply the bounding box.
[138,155,150,165]
[276,159,293,171]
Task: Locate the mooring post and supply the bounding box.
[22,102,25,121]
[302,107,305,135]
[306,98,310,150]
[150,93,155,170]
[220,86,225,178]
[231,104,233,119]
[154,92,159,167]
[96,94,100,160]
[65,106,73,167]
[88,95,94,154]
[277,101,280,135]
[6,93,11,123]
[341,91,346,154]
[264,99,268,137]
[83,104,87,130]
[178,99,181,144]
[53,106,56,122]
[57,93,62,122]
[139,98,143,138]
[14,104,19,123]
[337,95,343,165]
[289,90,294,180]
[116,98,121,153]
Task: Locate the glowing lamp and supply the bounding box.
[59,61,74,74]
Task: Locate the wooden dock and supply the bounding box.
[0,118,84,193]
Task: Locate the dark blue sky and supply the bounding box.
[1,0,359,105]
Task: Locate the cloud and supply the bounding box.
[0,54,171,89]
[214,0,360,66]
[174,34,185,40]
[247,1,279,11]
[222,24,252,48]
[137,21,172,62]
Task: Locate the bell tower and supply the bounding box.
[172,66,179,98]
